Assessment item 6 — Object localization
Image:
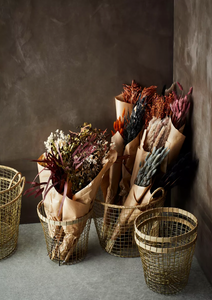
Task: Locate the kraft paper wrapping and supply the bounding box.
[105,184,150,252]
[115,94,133,119]
[165,82,176,96]
[130,130,149,187]
[127,188,152,225]
[165,121,185,166]
[37,158,62,238]
[119,132,142,201]
[102,132,124,204]
[52,149,118,262]
[101,132,124,238]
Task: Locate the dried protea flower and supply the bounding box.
[122,80,142,104]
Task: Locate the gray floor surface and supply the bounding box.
[0,221,212,300]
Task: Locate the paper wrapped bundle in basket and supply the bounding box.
[26,124,117,264]
[95,81,193,257]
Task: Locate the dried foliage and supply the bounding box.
[25,124,109,200]
[135,147,170,187]
[111,108,126,137]
[123,95,147,145]
[144,89,174,129]
[122,80,142,104]
[144,116,171,152]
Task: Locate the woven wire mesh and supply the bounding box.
[0,166,24,260]
[37,201,92,265]
[134,207,198,295]
[93,189,166,258]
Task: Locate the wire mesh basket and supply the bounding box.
[0,166,25,259]
[37,201,92,265]
[93,188,166,257]
[134,207,198,295]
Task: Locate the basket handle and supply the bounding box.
[19,176,26,194]
[149,187,165,202]
[0,176,26,209]
[8,172,22,189]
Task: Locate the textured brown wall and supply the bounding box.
[0,0,173,223]
[173,0,212,285]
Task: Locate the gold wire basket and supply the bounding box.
[37,201,92,265]
[93,188,166,258]
[134,207,198,295]
[0,166,25,260]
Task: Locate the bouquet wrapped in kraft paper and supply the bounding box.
[103,80,144,204]
[101,81,193,254]
[104,83,158,206]
[105,146,169,253]
[26,124,117,264]
[101,92,149,238]
[100,84,159,242]
[115,80,142,119]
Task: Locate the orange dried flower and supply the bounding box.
[144,91,175,128]
[111,109,126,137]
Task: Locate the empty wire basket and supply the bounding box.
[0,166,25,259]
[134,207,198,295]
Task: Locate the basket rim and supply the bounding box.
[134,231,197,254]
[134,207,198,243]
[95,187,166,209]
[135,215,197,243]
[37,200,93,226]
[0,177,25,209]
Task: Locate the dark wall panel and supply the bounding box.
[0,0,173,223]
[173,0,212,285]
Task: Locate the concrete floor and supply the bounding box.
[0,221,212,300]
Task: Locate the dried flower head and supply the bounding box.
[122,80,142,104]
[170,83,192,129]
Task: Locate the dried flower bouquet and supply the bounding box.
[99,81,193,254]
[26,124,117,263]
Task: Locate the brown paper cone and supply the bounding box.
[127,187,152,225]
[105,184,150,252]
[55,149,117,262]
[119,165,131,203]
[37,159,62,238]
[165,120,186,166]
[115,94,133,119]
[119,132,141,201]
[165,82,176,96]
[101,133,124,238]
[102,132,124,204]
[130,130,149,187]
